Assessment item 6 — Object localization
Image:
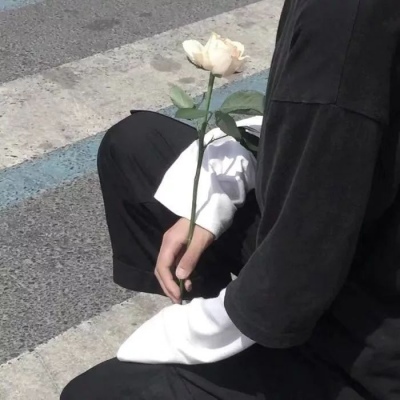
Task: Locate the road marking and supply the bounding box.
[0,71,268,210]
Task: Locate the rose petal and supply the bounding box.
[182,40,204,67]
[192,51,205,68]
[205,32,231,55]
[223,55,249,76]
[205,32,221,47]
[226,40,245,57]
[207,47,233,76]
[222,58,241,77]
[203,32,218,54]
[201,52,214,71]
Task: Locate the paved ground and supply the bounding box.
[0,0,283,398]
[0,0,259,83]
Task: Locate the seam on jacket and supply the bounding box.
[334,0,361,105]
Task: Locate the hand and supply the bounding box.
[155,218,214,303]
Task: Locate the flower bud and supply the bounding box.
[183,33,249,77]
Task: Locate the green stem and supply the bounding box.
[179,73,215,302]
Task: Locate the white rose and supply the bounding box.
[182,33,249,77]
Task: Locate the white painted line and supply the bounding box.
[0,0,283,169]
[0,293,170,400]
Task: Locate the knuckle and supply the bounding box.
[164,234,176,247]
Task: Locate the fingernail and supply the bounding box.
[176,267,185,279]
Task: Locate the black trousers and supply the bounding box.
[97,110,260,300]
[61,111,365,400]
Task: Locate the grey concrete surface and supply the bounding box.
[0,0,259,83]
[0,172,135,363]
[0,293,170,399]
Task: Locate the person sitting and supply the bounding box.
[61,0,400,398]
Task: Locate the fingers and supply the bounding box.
[154,268,180,304]
[155,219,214,301]
[175,240,204,280]
[155,261,181,303]
[175,225,214,280]
[155,234,184,303]
[184,279,192,292]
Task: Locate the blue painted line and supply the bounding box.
[0,71,268,209]
[0,0,43,11]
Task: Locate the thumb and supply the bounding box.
[175,243,203,280]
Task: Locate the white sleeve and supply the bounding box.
[154,115,262,239]
[117,288,255,365]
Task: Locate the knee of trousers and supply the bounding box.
[97,110,159,171]
[59,378,79,400]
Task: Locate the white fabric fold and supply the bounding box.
[117,288,255,365]
[154,116,262,238]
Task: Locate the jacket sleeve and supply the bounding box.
[117,288,254,365]
[154,116,262,239]
[225,102,382,348]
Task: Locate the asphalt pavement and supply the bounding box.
[0,0,259,83]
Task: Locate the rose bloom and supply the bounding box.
[182,33,249,77]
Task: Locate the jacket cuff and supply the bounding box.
[154,115,262,238]
[154,176,237,239]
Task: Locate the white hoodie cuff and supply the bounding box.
[154,116,261,239]
[117,288,255,365]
